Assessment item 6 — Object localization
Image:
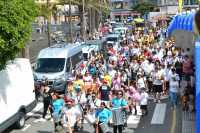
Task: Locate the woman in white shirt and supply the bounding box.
[169,68,180,109]
[140,88,149,116]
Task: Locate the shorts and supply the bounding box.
[153,84,163,93]
[140,105,147,110]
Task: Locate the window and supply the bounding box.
[107,37,118,42]
[83,53,88,61]
[114,2,123,9]
[71,51,82,68]
[35,58,65,73]
[65,58,71,72]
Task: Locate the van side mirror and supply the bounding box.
[32,63,37,70]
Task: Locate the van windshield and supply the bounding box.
[35,58,65,73]
[107,37,118,42]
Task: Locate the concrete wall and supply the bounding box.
[172,30,195,57]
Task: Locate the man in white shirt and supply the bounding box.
[62,100,81,133]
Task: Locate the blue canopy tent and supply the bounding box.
[167,12,195,36]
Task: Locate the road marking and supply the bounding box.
[170,109,176,133]
[21,124,31,131]
[27,102,43,116]
[151,103,167,124]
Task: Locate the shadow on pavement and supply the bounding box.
[37,131,53,133]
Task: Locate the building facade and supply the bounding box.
[110,0,140,21]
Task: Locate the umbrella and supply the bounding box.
[167,15,178,36]
[179,15,186,29]
[134,18,144,23]
[187,13,195,31]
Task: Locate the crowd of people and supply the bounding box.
[35,24,195,133]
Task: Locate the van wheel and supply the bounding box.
[15,112,25,129]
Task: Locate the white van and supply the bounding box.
[0,58,36,132]
[33,43,84,93]
[82,46,95,62]
[113,27,128,38]
[105,34,122,51]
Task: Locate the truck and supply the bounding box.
[0,58,36,132]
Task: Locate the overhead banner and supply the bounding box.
[178,0,183,13]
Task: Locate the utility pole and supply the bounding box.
[69,0,73,43]
[82,0,86,41]
[47,0,51,47]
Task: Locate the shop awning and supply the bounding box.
[167,12,195,37]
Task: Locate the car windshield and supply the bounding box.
[107,37,118,42]
[34,58,65,73]
[114,29,125,34]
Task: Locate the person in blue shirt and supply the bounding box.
[95,102,112,133]
[88,62,97,77]
[51,92,65,132]
[111,90,128,133]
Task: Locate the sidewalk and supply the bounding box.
[182,111,195,133]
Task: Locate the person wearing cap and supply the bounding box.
[95,102,112,133]
[104,73,112,87]
[62,99,81,133]
[73,75,84,93]
[136,71,148,93]
[98,80,111,107]
[168,67,180,109]
[51,93,65,132]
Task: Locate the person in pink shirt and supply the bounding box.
[112,73,121,93]
[127,82,141,115]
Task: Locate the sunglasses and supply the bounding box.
[118,93,122,95]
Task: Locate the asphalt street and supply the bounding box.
[5,97,184,133]
[135,99,182,133]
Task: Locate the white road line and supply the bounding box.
[27,102,43,116]
[151,103,167,124]
[21,124,31,131]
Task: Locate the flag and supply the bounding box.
[178,0,183,13]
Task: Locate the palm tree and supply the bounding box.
[56,0,110,41]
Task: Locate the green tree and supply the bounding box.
[132,2,156,16]
[0,0,38,70]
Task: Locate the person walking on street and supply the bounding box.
[140,88,149,116]
[168,68,180,109]
[111,90,128,133]
[51,93,65,132]
[40,81,52,122]
[95,102,112,133]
